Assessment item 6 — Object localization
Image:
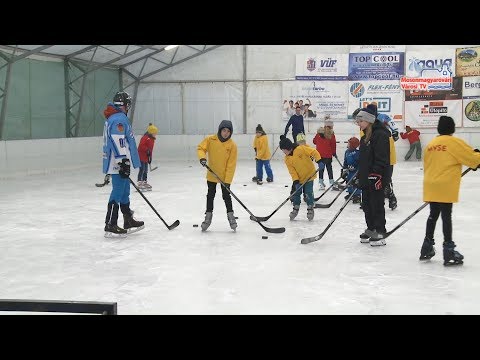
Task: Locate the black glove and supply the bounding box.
[341,169,349,180]
[392,131,399,142]
[474,149,480,152]
[199,158,207,167]
[368,173,383,190]
[280,134,286,141]
[254,147,257,155]
[146,149,152,164]
[292,180,300,189]
[118,158,131,179]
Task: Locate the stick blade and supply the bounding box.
[314,203,331,209]
[95,183,106,187]
[167,220,180,230]
[250,215,268,222]
[301,234,322,244]
[262,224,285,233]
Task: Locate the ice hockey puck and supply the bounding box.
[285,185,288,187]
[193,224,199,227]
[262,236,268,239]
[243,184,247,186]
[235,216,238,219]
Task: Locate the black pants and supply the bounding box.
[361,188,386,233]
[384,165,394,198]
[206,181,233,213]
[319,157,333,180]
[425,202,452,242]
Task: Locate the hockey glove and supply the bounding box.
[368,173,383,190]
[392,131,399,142]
[118,158,131,179]
[199,158,207,167]
[292,179,300,190]
[280,134,286,141]
[341,169,349,180]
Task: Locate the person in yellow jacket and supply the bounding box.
[420,116,480,266]
[197,120,238,232]
[252,124,273,185]
[279,136,321,221]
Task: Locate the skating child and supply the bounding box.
[137,123,158,191]
[343,137,361,204]
[313,125,336,190]
[197,120,238,232]
[252,124,273,185]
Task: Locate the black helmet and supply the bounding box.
[113,91,132,110]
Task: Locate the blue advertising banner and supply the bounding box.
[348,52,405,81]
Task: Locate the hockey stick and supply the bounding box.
[149,163,158,172]
[204,164,285,233]
[334,154,344,168]
[95,174,110,187]
[380,167,472,240]
[301,190,356,244]
[269,144,280,161]
[129,178,180,230]
[249,169,319,222]
[315,171,358,208]
[314,174,344,202]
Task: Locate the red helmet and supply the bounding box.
[348,136,360,150]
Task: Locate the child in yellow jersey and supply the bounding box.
[252,124,273,185]
[279,136,321,221]
[197,120,238,232]
[420,116,480,266]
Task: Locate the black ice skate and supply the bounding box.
[443,241,464,266]
[419,238,435,260]
[257,179,263,185]
[289,205,300,220]
[369,231,387,246]
[227,211,237,231]
[252,176,258,182]
[201,212,213,231]
[360,229,375,243]
[266,177,273,182]
[104,223,127,238]
[123,214,145,234]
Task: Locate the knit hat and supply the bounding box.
[437,116,455,135]
[366,103,378,117]
[256,124,264,133]
[279,137,294,151]
[355,109,376,123]
[348,136,360,150]
[147,123,158,135]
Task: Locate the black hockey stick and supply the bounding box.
[334,154,344,168]
[269,144,280,161]
[301,190,356,244]
[129,178,180,230]
[204,164,285,233]
[249,169,319,222]
[149,163,158,172]
[314,174,344,202]
[95,174,110,187]
[380,167,472,240]
[315,171,358,208]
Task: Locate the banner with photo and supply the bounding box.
[347,80,403,121]
[404,100,462,128]
[462,76,480,127]
[348,45,405,81]
[282,81,349,121]
[295,54,349,80]
[405,49,456,78]
[456,46,480,77]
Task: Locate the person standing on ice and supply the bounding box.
[284,106,305,144]
[252,124,273,185]
[342,136,361,204]
[102,91,144,238]
[197,120,238,232]
[420,116,480,266]
[354,107,390,246]
[137,123,158,191]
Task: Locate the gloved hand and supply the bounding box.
[254,147,257,155]
[474,149,480,152]
[292,179,300,189]
[368,173,383,190]
[341,168,349,180]
[400,132,404,136]
[199,158,207,167]
[146,149,152,164]
[118,158,131,179]
[317,161,325,170]
[348,165,355,172]
[392,131,399,142]
[280,134,286,141]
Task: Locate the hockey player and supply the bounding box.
[102,91,144,237]
[313,125,337,190]
[252,124,273,185]
[421,116,480,266]
[197,120,238,232]
[342,136,361,204]
[354,107,391,246]
[279,136,321,221]
[137,123,158,191]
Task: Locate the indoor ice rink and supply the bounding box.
[1,45,480,315]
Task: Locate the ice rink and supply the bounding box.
[1,159,480,314]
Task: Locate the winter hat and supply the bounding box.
[437,116,455,135]
[348,136,360,150]
[279,137,294,151]
[147,123,158,135]
[355,109,376,123]
[366,103,378,117]
[256,124,264,133]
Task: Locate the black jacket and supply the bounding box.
[358,120,391,190]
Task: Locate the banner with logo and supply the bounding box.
[463,76,480,127]
[347,80,403,121]
[348,45,405,81]
[404,100,462,128]
[405,49,456,78]
[456,46,480,77]
[295,54,349,80]
[404,77,463,102]
[282,81,349,121]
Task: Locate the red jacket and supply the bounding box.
[313,133,336,158]
[138,133,156,163]
[400,129,420,144]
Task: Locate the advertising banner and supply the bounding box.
[348,45,405,81]
[456,46,480,77]
[462,76,480,127]
[295,54,349,81]
[404,100,462,128]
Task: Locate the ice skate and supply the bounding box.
[306,204,314,221]
[227,211,237,231]
[369,231,387,246]
[289,205,300,220]
[266,177,273,182]
[104,223,127,238]
[123,213,145,234]
[252,176,258,182]
[201,212,213,231]
[443,241,464,266]
[318,180,325,191]
[360,228,375,243]
[352,194,361,204]
[257,179,263,185]
[419,238,435,260]
[143,181,152,191]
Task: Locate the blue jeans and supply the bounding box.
[292,180,314,206]
[256,159,273,181]
[109,174,131,204]
[137,161,148,181]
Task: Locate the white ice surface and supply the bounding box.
[1,159,480,314]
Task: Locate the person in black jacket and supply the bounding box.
[354,107,391,246]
